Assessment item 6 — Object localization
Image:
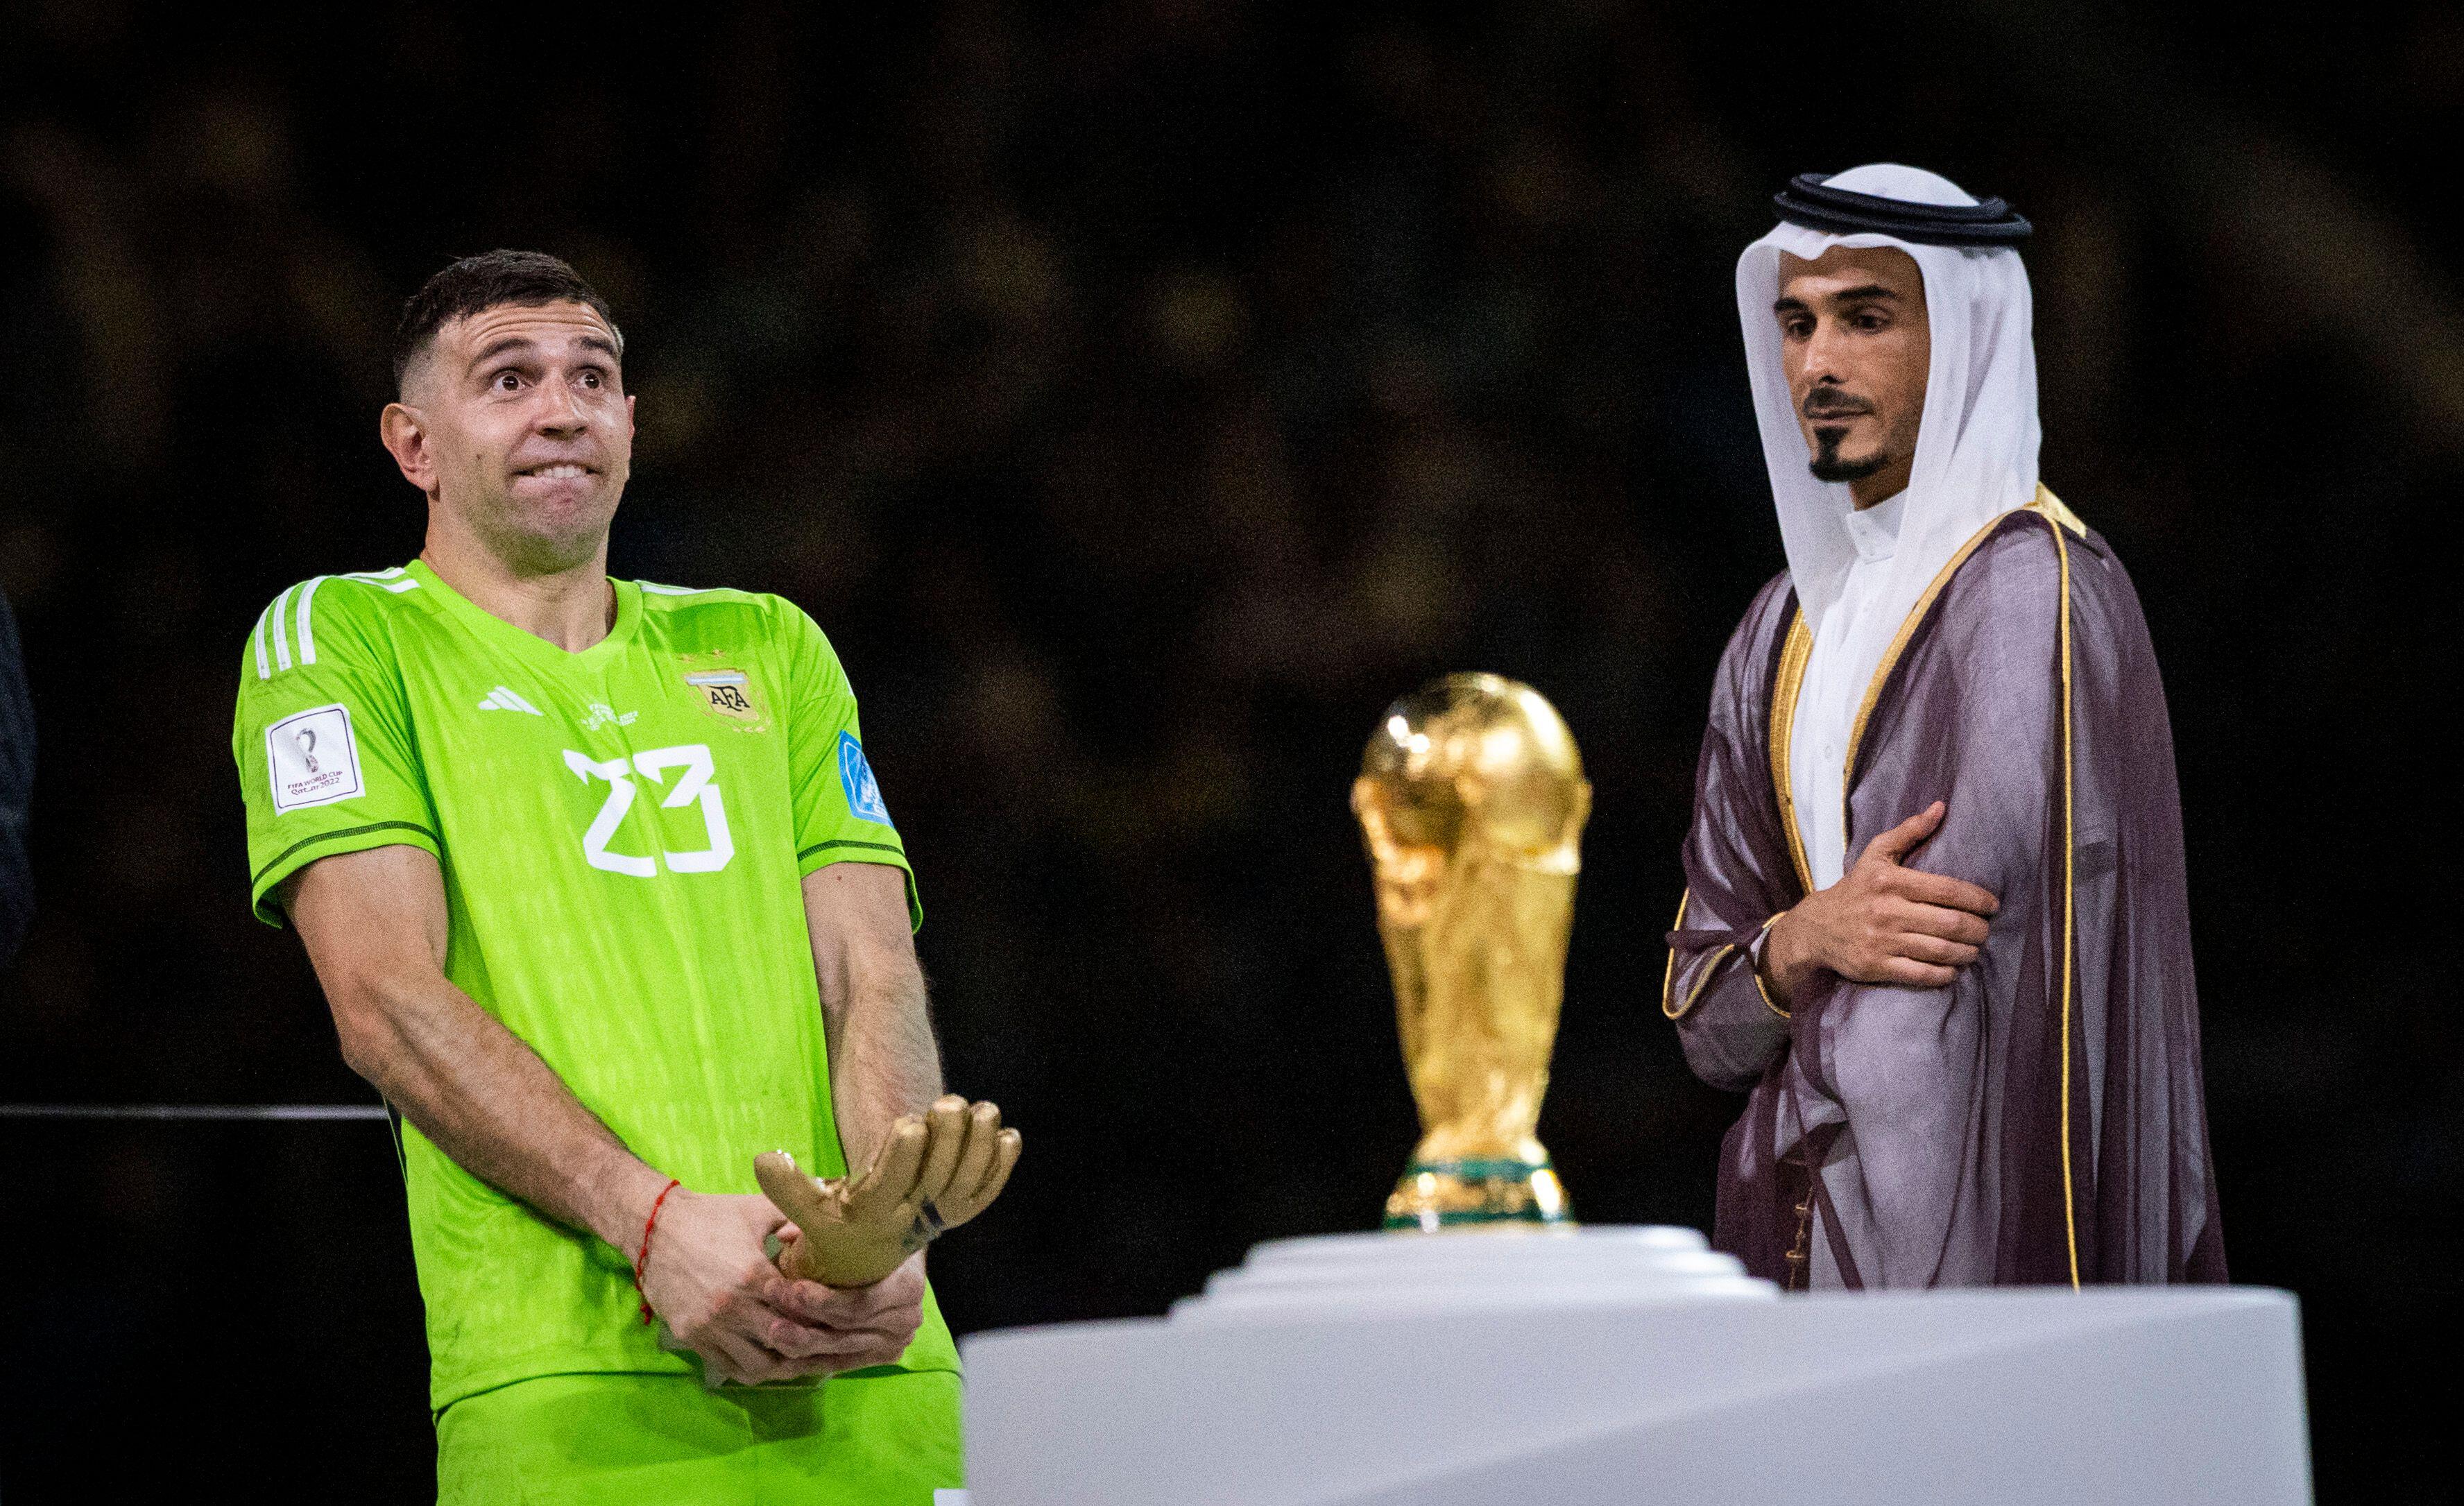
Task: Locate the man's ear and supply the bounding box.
[379,402,436,494]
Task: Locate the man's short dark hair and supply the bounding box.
[393,250,622,392]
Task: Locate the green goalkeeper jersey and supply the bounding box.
[232,560,959,1410]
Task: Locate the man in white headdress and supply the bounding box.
[1661,165,2226,1289]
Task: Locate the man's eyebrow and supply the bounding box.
[467,332,621,370]
[1773,296,1811,315]
[468,335,538,370]
[1831,284,1898,302]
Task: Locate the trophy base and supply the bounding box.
[1383,1156,1570,1231]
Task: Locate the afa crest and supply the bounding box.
[683,664,767,730]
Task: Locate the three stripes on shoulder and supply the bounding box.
[248,567,418,682]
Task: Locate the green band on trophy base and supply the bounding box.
[1383,1157,1572,1232]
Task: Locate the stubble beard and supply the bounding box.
[468,484,621,578]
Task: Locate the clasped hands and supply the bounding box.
[640,1095,1020,1387]
[1761,801,2001,1000]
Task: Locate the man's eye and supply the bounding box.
[494,370,522,391]
[579,371,601,389]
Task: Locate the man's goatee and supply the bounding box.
[1808,438,1888,484]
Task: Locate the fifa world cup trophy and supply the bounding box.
[1353,673,1592,1231]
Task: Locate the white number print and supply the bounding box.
[562,744,733,877]
[631,743,735,873]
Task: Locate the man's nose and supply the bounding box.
[533,377,588,434]
[1800,318,1849,379]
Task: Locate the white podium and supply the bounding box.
[962,1226,2311,1505]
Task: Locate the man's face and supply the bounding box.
[384,300,633,572]
[1774,246,1929,497]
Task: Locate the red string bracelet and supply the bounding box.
[633,1178,683,1325]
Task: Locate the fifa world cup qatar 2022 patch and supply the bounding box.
[266,703,364,813]
[839,730,892,825]
[681,658,768,730]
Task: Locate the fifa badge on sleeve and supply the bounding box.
[838,731,892,825]
[266,704,366,813]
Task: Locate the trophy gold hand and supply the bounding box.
[916,1095,968,1205]
[755,1096,1021,1287]
[936,1100,1017,1222]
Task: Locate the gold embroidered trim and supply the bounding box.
[2044,506,2082,1290]
[1659,890,1689,1018]
[1753,913,1790,1019]
[1661,889,1740,1021]
[1661,891,1786,1022]
[1840,515,2005,817]
[1678,944,1738,1019]
[1769,612,1815,896]
[1838,486,2081,841]
[2031,483,2087,538]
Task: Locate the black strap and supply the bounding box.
[1773,173,2031,246]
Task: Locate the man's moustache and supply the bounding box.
[1802,396,1873,420]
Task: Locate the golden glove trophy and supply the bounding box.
[757,1095,1022,1286]
[1353,673,1591,1231]
[670,1102,1018,1383]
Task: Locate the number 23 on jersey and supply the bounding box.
[562,743,733,877]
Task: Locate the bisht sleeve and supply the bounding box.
[780,603,920,930]
[1666,583,1802,1093]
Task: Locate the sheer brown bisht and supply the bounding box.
[1664,495,2226,1289]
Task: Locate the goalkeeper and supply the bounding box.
[233,250,996,1502]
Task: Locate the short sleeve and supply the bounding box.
[780,604,920,930]
[233,579,439,925]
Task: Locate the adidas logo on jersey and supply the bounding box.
[479,686,545,715]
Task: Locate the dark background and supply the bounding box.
[0,1,2449,1500]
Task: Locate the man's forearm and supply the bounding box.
[289,846,670,1255]
[803,863,945,1172]
[825,962,944,1170]
[341,971,669,1253]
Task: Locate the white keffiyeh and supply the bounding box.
[1734,163,2042,887]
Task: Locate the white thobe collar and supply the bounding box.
[1842,490,1906,562]
[1791,489,1908,889]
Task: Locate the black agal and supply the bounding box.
[1772,173,2031,246]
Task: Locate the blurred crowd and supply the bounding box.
[0,1,2455,1498]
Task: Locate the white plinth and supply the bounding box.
[963,1226,2311,1505]
[1172,1224,1773,1323]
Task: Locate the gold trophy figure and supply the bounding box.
[1353,673,1591,1231]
